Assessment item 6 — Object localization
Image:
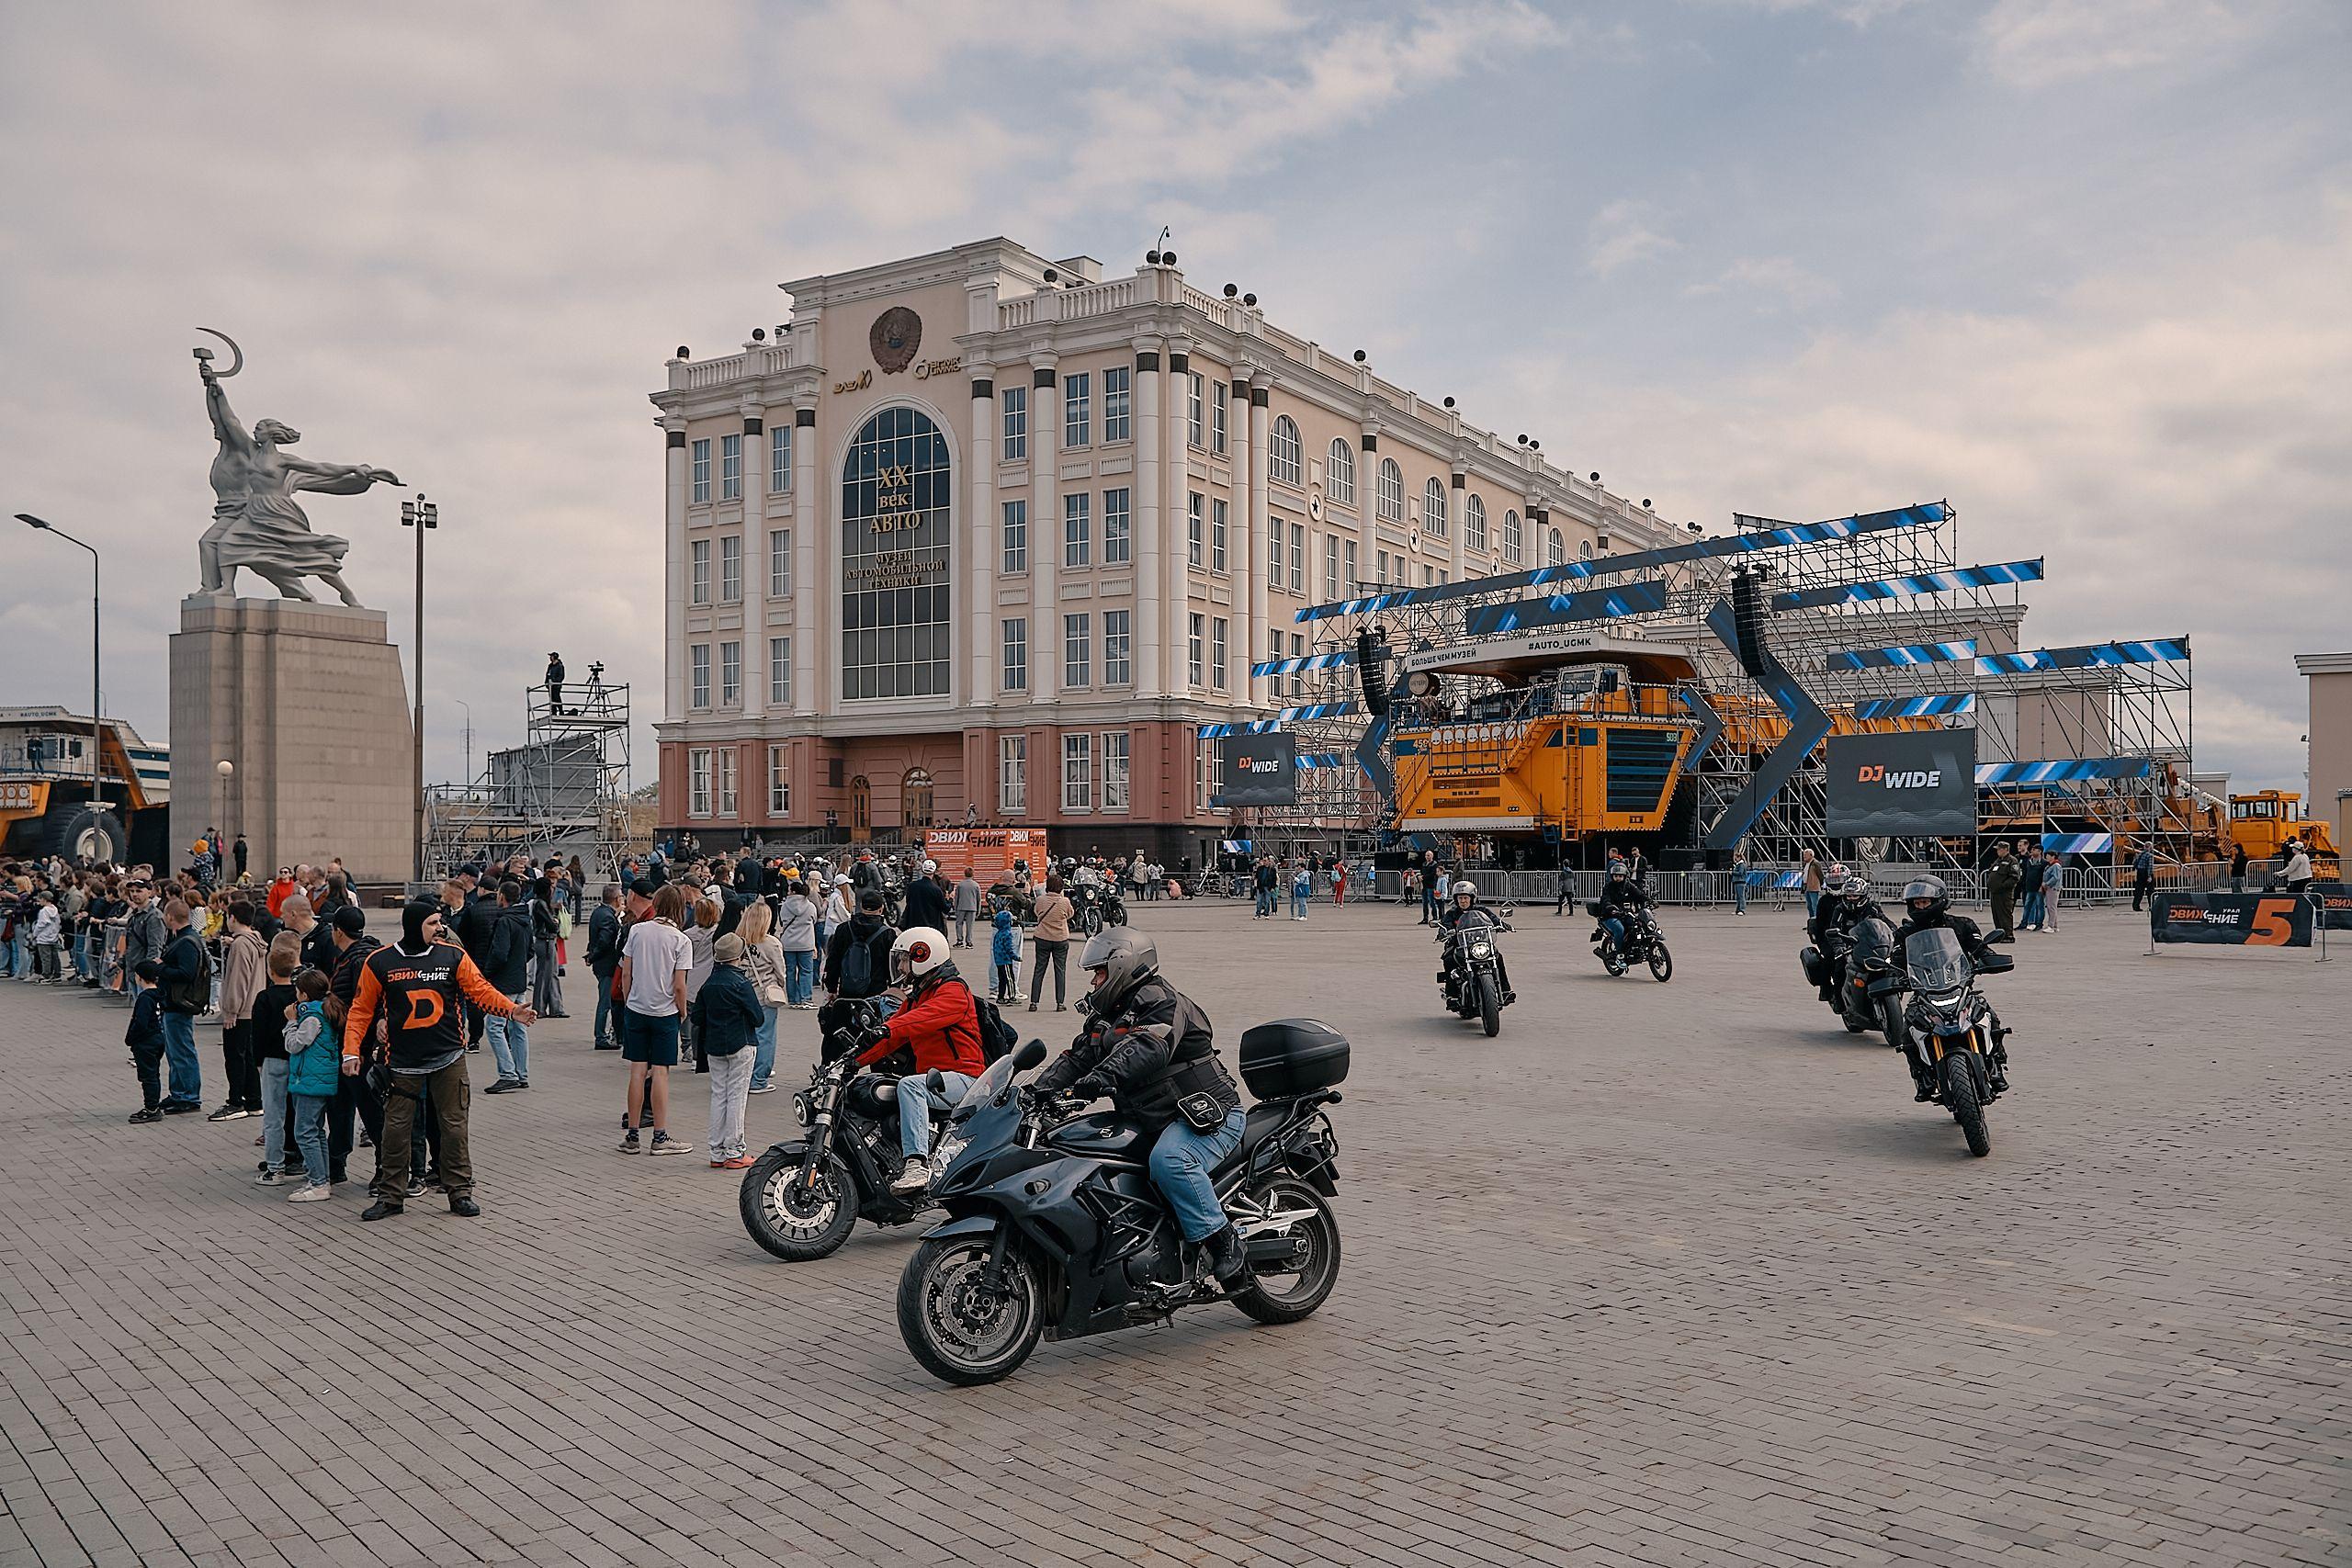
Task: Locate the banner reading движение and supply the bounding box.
[2150,892,2313,947]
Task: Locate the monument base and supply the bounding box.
[170,596,414,886]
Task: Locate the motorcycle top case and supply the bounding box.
[1238,1018,1351,1100]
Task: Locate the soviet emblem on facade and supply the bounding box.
[870,307,922,374]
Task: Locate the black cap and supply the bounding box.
[629,877,657,898]
[331,905,368,937]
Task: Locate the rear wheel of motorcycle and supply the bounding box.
[1879,996,1905,1051]
[740,1146,859,1261]
[1648,944,1673,984]
[1230,1178,1341,1326]
[1478,976,1501,1037]
[1943,1052,1991,1158]
[898,1235,1045,1385]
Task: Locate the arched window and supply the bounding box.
[1327,438,1356,507]
[1547,530,1565,568]
[841,406,951,700]
[1500,508,1522,565]
[901,767,934,829]
[1464,494,1487,552]
[1423,478,1448,537]
[1268,415,1303,488]
[1376,458,1405,525]
[1579,538,1594,560]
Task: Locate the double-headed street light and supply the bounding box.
[15,513,104,826]
[401,494,438,885]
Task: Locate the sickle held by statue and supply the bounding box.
[193,327,243,378]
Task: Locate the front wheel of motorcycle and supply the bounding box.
[1879,996,1905,1051]
[898,1235,1046,1384]
[1478,976,1501,1037]
[1647,944,1673,984]
[740,1145,860,1261]
[1230,1177,1342,1325]
[1943,1052,1992,1158]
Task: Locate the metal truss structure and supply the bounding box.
[1219,502,2199,875]
[422,682,635,880]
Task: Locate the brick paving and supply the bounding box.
[0,900,2343,1567]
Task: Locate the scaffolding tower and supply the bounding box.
[422,681,634,880]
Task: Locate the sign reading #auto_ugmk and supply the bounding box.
[1216,732,1297,807]
[1824,728,1978,837]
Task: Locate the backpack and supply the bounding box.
[164,937,212,1013]
[970,988,1019,1065]
[838,924,886,997]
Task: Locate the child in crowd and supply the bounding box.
[691,933,763,1169]
[990,908,1020,1003]
[126,961,166,1122]
[282,969,340,1201]
[251,937,301,1185]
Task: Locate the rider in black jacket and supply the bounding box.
[1033,929,1252,1290]
[1890,874,2009,1097]
[1592,861,1649,953]
[1438,881,1514,1002]
[1806,867,1884,1001]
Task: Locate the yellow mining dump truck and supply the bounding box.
[1388,633,1702,852]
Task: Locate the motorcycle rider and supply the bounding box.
[1438,881,1514,1004]
[851,927,989,1200]
[1805,865,1883,1002]
[1890,874,2008,1100]
[1030,929,1253,1292]
[1591,860,1650,956]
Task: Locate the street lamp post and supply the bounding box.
[16,513,103,830]
[401,494,438,886]
[215,760,236,863]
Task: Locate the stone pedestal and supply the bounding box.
[170,596,414,885]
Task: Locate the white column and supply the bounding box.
[1247,380,1272,713]
[1163,340,1192,696]
[791,403,819,720]
[1028,356,1059,705]
[1449,466,1467,583]
[1226,373,1253,712]
[1132,340,1163,698]
[968,368,996,708]
[743,403,769,718]
[663,416,688,719]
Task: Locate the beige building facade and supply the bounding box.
[648,237,1671,860]
[2295,651,2352,847]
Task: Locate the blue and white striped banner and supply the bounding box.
[1195,699,1362,739]
[2041,832,2113,854]
[1461,577,1671,637]
[1828,640,1978,671]
[1974,757,2153,784]
[1248,649,1360,678]
[1774,558,2042,612]
[1295,752,1347,770]
[1853,693,1977,720]
[1976,637,2188,674]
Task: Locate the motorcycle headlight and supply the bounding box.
[1469,939,1493,958]
[1926,987,1966,1010]
[792,1090,813,1125]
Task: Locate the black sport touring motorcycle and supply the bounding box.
[1837,914,1907,1046]
[896,1021,1348,1385]
[1893,928,2014,1157]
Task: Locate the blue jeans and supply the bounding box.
[1255,886,1275,917]
[897,1069,972,1160]
[1804,891,1820,917]
[1733,876,1748,913]
[160,1010,201,1105]
[2022,889,2046,928]
[783,949,817,1007]
[290,1093,331,1186]
[1601,916,1626,948]
[1291,890,1308,919]
[259,1057,290,1168]
[593,967,617,1043]
[486,992,530,1082]
[1149,1106,1248,1243]
[1421,888,1439,922]
[752,1004,779,1090]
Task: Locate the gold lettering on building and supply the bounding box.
[910,355,964,381]
[831,368,873,395]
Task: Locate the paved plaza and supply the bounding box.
[0,899,2343,1568]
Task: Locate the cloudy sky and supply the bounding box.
[2,0,2345,790]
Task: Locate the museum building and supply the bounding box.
[650,237,1674,859]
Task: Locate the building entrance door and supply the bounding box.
[850,774,872,840]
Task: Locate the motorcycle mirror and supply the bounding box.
[1014,1039,1048,1071]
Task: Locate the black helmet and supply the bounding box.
[1900,875,1950,921]
[1840,873,1871,903]
[1078,926,1159,1014]
[1607,860,1627,880]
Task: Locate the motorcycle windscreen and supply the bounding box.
[1848,918,1894,963]
[1903,927,1970,993]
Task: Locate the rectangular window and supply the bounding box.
[1187,493,1204,568]
[719,434,742,500]
[1187,373,1204,449]
[1102,488,1131,565]
[1290,633,1306,700]
[767,744,790,816]
[1000,735,1027,814]
[1063,492,1091,567]
[767,528,790,598]
[690,643,710,708]
[689,748,712,816]
[690,538,711,604]
[1103,609,1131,686]
[717,747,738,816]
[1062,734,1093,812]
[1103,732,1130,812]
[1001,500,1027,573]
[719,535,742,603]
[1212,382,1228,456]
[1196,742,1212,812]
[1062,371,1091,448]
[1189,614,1204,687]
[1002,386,1027,460]
[719,639,741,706]
[768,636,790,705]
[1325,534,1340,599]
[1268,508,1283,584]
[1212,617,1228,691]
[1289,522,1306,592]
[1269,630,1283,694]
[1212,498,1228,572]
[1063,613,1090,688]
[1345,539,1359,589]
[769,424,792,491]
[1001,618,1027,692]
[1102,366,1131,442]
[691,438,710,503]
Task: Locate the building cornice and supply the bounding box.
[2294,651,2352,676]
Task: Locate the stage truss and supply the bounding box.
[423,681,635,881]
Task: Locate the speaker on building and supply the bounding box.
[1730,567,1772,680]
[1355,628,1389,716]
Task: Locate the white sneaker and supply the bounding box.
[889,1157,929,1198]
[287,1184,331,1202]
[254,1169,284,1186]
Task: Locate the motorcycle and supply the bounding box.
[1894,928,2014,1157]
[1069,882,1126,936]
[738,1001,948,1260]
[1436,910,1513,1036]
[1838,915,1906,1045]
[896,1020,1349,1385]
[1589,900,1673,982]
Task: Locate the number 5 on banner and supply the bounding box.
[2249,897,2298,945]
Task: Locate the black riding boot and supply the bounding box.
[1203,1224,1252,1292]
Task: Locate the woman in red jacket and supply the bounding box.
[854,926,986,1199]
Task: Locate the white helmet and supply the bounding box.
[891,926,951,983]
[922,859,937,874]
[1452,880,1478,902]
